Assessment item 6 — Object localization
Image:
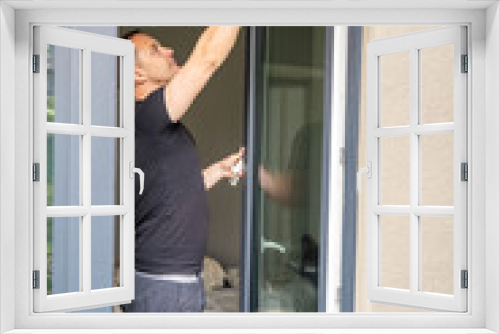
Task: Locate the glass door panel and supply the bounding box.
[251,27,327,312]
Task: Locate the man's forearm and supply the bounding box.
[192,26,242,69]
[202,162,223,190]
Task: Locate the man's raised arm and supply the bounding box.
[165,26,242,122]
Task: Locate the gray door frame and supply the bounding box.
[242,26,336,313]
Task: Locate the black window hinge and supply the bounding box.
[33,270,40,289]
[461,270,468,289]
[33,163,40,182]
[33,54,40,73]
[461,162,468,182]
[461,54,468,73]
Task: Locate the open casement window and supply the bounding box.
[362,26,467,312]
[33,26,137,312]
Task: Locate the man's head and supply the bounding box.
[123,30,180,86]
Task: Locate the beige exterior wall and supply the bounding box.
[356,26,456,312]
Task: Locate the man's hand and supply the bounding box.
[258,165,295,205]
[203,147,245,190]
[218,147,245,179]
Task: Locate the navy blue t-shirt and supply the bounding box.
[134,86,209,275]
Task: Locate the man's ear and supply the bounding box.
[135,66,147,86]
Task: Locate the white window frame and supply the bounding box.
[32,25,135,313]
[0,1,498,333]
[364,26,467,312]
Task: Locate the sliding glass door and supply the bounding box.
[244,27,330,312]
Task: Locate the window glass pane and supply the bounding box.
[380,136,410,205]
[380,215,410,290]
[47,217,80,295]
[47,134,80,206]
[421,133,454,206]
[91,52,120,127]
[91,216,121,290]
[420,44,454,124]
[91,137,121,206]
[380,51,410,127]
[47,45,80,124]
[420,216,454,295]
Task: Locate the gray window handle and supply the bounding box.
[357,161,372,195]
[129,162,145,195]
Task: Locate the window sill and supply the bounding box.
[4,329,497,334]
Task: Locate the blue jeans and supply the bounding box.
[121,271,206,312]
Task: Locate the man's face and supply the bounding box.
[130,33,180,84]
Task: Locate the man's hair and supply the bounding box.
[121,29,143,40]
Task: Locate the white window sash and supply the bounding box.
[365,26,468,312]
[32,25,135,313]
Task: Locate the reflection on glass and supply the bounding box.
[380,215,410,290]
[420,216,454,295]
[255,27,325,312]
[47,134,80,206]
[421,133,454,206]
[421,44,454,124]
[380,136,410,205]
[91,216,121,290]
[91,137,121,206]
[48,217,80,295]
[380,51,410,127]
[91,52,121,127]
[47,44,81,124]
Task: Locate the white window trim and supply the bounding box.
[0,1,497,333]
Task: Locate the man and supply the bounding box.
[120,27,244,313]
